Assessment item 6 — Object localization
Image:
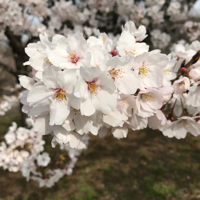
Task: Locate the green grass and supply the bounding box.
[1,109,200,199]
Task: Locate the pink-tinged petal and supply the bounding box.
[19,76,34,90]
[80,66,102,82]
[20,90,29,104]
[140,101,154,113]
[34,115,52,135]
[98,72,116,93]
[30,52,46,70]
[115,72,139,94]
[133,43,149,55]
[148,90,163,110]
[69,94,81,110]
[66,132,87,149]
[35,71,43,80]
[189,68,200,81]
[27,85,53,106]
[48,48,69,68]
[49,99,70,125]
[103,109,124,127]
[162,122,174,138]
[92,90,117,114]
[142,66,163,88]
[62,120,75,132]
[74,115,92,135]
[60,69,77,93]
[74,78,89,98]
[172,123,187,139]
[52,127,86,149]
[90,123,101,135]
[112,127,128,139]
[43,66,59,89]
[80,98,95,116]
[29,102,49,116]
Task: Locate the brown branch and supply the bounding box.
[175,50,200,79]
[4,27,30,79]
[185,50,200,69]
[5,27,25,56]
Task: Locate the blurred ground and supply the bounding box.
[1,107,200,200]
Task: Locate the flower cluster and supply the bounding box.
[150,29,171,49]
[0,121,89,187]
[147,39,200,139]
[1,0,200,91]
[19,20,200,150]
[0,0,199,39]
[0,95,18,116]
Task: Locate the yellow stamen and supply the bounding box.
[142,93,154,102]
[89,83,101,95]
[139,64,151,77]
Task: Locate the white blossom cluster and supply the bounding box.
[149,39,200,139]
[0,95,18,116]
[0,121,89,187]
[0,0,199,39]
[182,21,200,42]
[150,29,171,49]
[18,20,200,150]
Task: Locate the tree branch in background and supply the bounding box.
[4,27,30,80]
[5,27,25,56]
[0,61,18,79]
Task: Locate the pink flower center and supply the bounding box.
[87,81,101,95]
[142,93,154,102]
[109,68,123,80]
[68,52,79,64]
[53,88,66,100]
[139,64,151,77]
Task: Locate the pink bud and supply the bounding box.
[181,67,186,74]
[110,48,117,57]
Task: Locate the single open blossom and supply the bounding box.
[37,152,51,167]
[133,51,168,89]
[189,68,200,81]
[117,30,149,56]
[106,56,139,94]
[24,33,64,78]
[87,33,114,52]
[163,117,200,139]
[136,88,163,118]
[48,32,91,69]
[16,128,29,141]
[122,21,147,42]
[5,132,16,145]
[173,76,190,95]
[27,66,77,125]
[74,66,117,116]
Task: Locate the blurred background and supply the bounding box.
[1,0,200,199]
